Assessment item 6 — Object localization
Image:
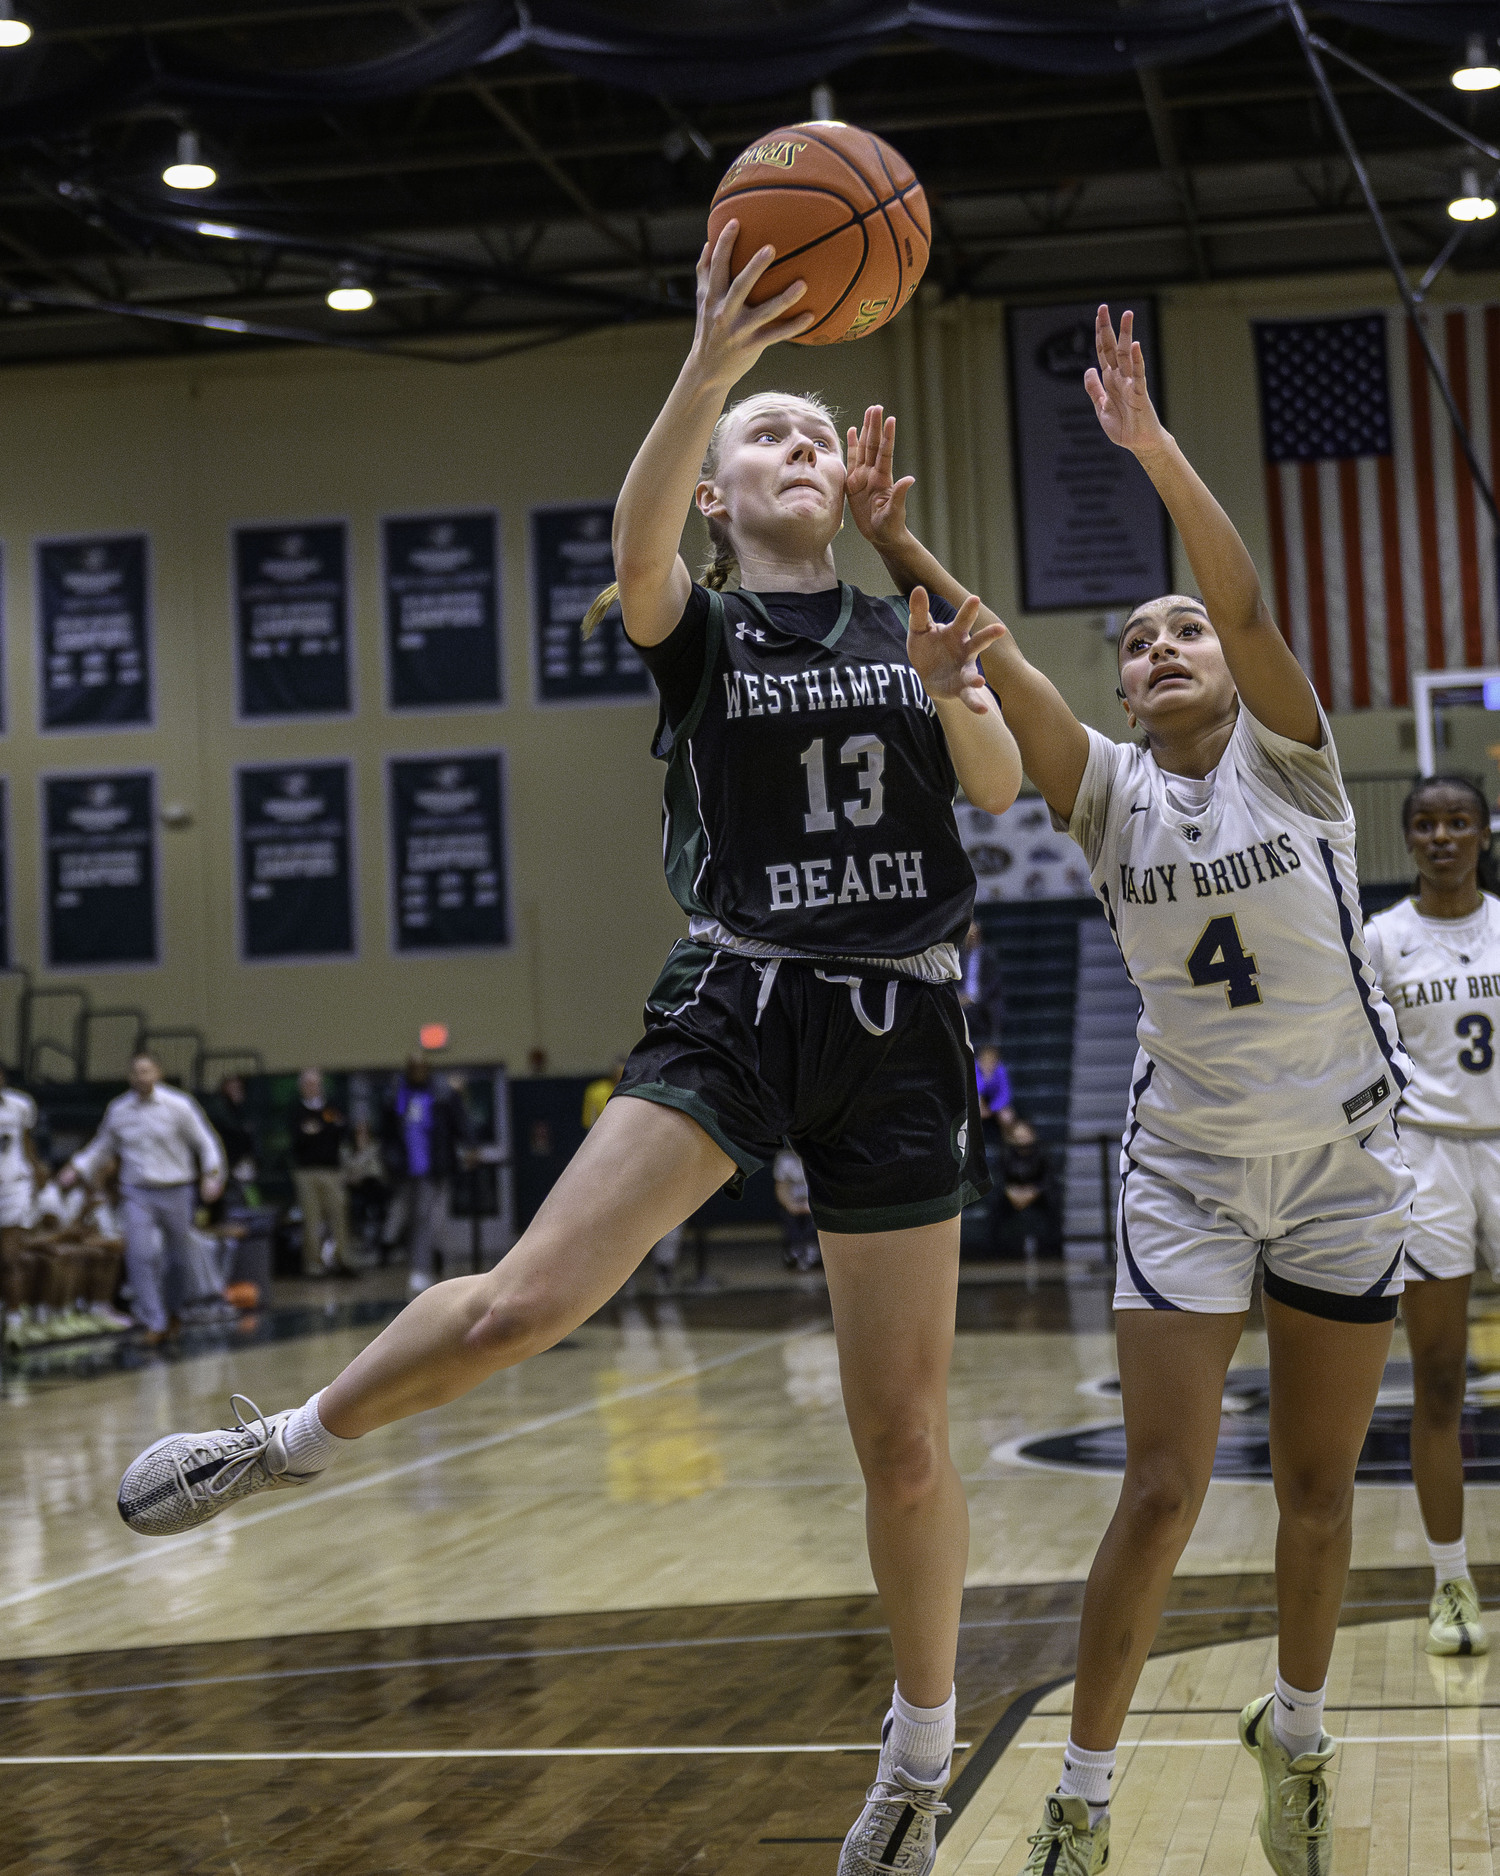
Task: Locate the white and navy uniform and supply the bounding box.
[1065,704,1413,1318]
[615,581,989,1234]
[1366,894,1500,1281]
[0,1086,37,1229]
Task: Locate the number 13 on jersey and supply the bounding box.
[1187,914,1262,1008]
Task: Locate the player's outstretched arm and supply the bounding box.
[610,222,813,647]
[1085,304,1319,747]
[905,587,1021,815]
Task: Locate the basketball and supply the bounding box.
[706,121,929,346]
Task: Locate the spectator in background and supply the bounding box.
[774,1144,820,1272]
[291,1069,356,1278]
[210,1075,260,1205]
[958,920,1005,1049]
[381,1056,472,1296]
[989,1116,1060,1260]
[974,1045,1015,1143]
[342,1121,389,1258]
[61,1052,226,1346]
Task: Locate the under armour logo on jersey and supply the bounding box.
[1179,824,1202,842]
[735,622,767,643]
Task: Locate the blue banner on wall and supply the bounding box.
[530,503,650,705]
[389,753,509,952]
[237,762,356,962]
[383,512,502,710]
[234,523,351,718]
[44,771,158,968]
[36,535,153,732]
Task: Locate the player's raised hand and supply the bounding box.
[907,587,1005,715]
[1084,305,1169,457]
[845,405,916,549]
[690,221,816,386]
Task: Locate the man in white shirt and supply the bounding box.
[63,1052,226,1342]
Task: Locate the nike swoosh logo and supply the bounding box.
[1400,946,1419,956]
[1129,804,1148,815]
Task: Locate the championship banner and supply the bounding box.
[388,753,509,952]
[36,535,153,732]
[237,762,355,962]
[234,522,351,718]
[383,511,502,710]
[44,771,158,968]
[1007,300,1172,612]
[530,503,651,705]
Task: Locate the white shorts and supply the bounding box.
[0,1180,33,1230]
[1402,1127,1500,1283]
[1116,1113,1412,1320]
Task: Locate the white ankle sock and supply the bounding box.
[279,1390,357,1475]
[886,1684,955,1784]
[1429,1536,1469,1586]
[1058,1737,1114,1822]
[1272,1675,1326,1756]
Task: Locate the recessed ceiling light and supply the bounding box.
[1453,32,1500,91]
[326,273,375,313]
[1449,168,1497,222]
[164,129,216,191]
[0,3,31,48]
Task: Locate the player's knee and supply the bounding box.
[1118,1457,1200,1544]
[1275,1467,1352,1536]
[465,1283,561,1362]
[856,1420,945,1506]
[1411,1352,1466,1424]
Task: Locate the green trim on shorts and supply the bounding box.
[811,1178,984,1237]
[614,1082,764,1178]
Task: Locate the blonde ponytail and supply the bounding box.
[700,521,738,592]
[580,582,619,640]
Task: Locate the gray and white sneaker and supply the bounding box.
[837,1717,951,1876]
[117,1394,315,1536]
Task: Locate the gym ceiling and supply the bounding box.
[0,0,1495,369]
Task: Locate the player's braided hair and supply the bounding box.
[581,391,841,637]
[1401,773,1498,893]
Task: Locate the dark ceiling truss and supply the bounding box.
[0,3,1494,367]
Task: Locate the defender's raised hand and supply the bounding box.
[907,587,1005,715]
[1084,305,1169,457]
[690,221,816,386]
[845,405,916,549]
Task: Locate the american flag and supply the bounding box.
[1254,308,1500,709]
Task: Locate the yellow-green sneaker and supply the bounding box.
[1428,1577,1489,1657]
[1238,1692,1334,1876]
[1021,1793,1109,1876]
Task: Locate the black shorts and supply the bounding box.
[615,940,990,1235]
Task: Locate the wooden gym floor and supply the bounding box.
[4,1270,1499,1873]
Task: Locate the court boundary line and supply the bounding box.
[0,1326,818,1616]
[0,1742,972,1766]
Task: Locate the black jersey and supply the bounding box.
[640,582,977,973]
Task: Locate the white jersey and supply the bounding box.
[0,1087,37,1189]
[1365,894,1500,1133]
[1065,706,1408,1156]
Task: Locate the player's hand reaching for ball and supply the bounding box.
[907,588,1005,716]
[689,221,816,388]
[1085,306,1170,459]
[845,406,916,550]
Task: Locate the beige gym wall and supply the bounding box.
[1,261,1494,1073]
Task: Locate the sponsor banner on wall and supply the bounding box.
[530,503,651,705]
[383,511,502,710]
[1007,300,1172,612]
[389,753,509,952]
[957,794,1094,903]
[234,522,351,718]
[237,762,355,962]
[36,535,153,732]
[44,771,158,968]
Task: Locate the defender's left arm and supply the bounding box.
[1087,305,1320,748]
[907,587,1023,815]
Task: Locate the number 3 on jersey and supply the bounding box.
[1457,1012,1495,1074]
[1186,914,1262,1008]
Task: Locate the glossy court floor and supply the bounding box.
[5,1259,1500,1875]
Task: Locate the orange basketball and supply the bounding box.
[706,121,929,346]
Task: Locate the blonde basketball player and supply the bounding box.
[115,223,1023,1876]
[847,306,1413,1876]
[1366,775,1499,1657]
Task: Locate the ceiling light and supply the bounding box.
[163,129,216,191]
[0,3,31,48]
[1449,167,1497,222]
[326,271,374,313]
[196,221,238,239]
[1453,31,1500,91]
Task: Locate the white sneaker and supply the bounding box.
[1238,1692,1335,1876]
[117,1395,316,1536]
[1021,1794,1109,1876]
[836,1717,950,1876]
[1429,1577,1488,1656]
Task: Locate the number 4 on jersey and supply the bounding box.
[1186,914,1262,1008]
